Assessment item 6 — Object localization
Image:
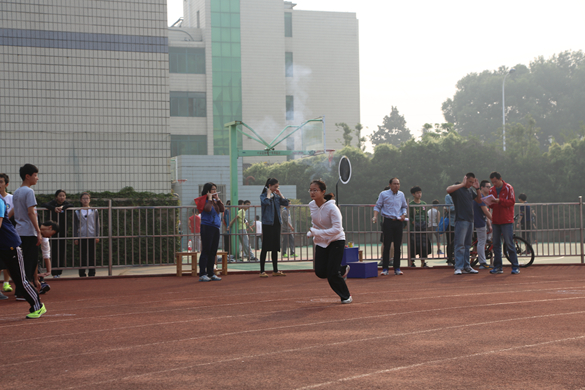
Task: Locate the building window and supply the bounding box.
[171,135,208,156]
[286,95,294,120]
[285,52,293,77]
[284,12,292,37]
[170,92,206,117]
[169,47,206,74]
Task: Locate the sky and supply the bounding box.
[167,0,585,149]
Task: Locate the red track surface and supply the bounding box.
[2,266,585,389]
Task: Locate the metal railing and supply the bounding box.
[37,197,585,275]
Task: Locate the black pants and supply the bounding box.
[410,233,429,262]
[446,225,455,262]
[0,247,42,312]
[314,240,350,301]
[382,219,403,270]
[15,236,39,296]
[200,225,220,277]
[78,238,96,277]
[51,233,66,276]
[260,249,278,273]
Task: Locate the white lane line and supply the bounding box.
[2,282,585,333]
[61,310,585,389]
[0,273,579,320]
[295,335,585,389]
[7,296,585,367]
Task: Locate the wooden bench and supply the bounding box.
[176,252,198,277]
[176,251,229,276]
[216,251,228,276]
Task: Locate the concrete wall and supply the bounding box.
[289,10,360,153]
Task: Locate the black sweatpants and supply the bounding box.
[0,247,42,312]
[314,240,350,301]
[15,236,39,296]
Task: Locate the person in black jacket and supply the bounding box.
[41,189,73,277]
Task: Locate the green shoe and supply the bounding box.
[282,254,288,258]
[2,282,12,292]
[26,303,47,319]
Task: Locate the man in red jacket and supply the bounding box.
[488,171,519,274]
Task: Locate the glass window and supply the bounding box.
[286,95,294,120]
[229,0,240,13]
[285,52,293,77]
[211,12,221,27]
[221,28,231,42]
[169,48,205,74]
[284,13,292,37]
[171,135,207,156]
[221,13,232,27]
[170,92,206,117]
[220,0,230,13]
[210,1,221,12]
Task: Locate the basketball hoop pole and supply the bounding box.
[226,119,326,251]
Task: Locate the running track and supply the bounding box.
[2,266,585,389]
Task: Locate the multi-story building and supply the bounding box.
[169,0,360,164]
[1,0,359,196]
[0,0,171,194]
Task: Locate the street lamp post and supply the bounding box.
[502,67,515,151]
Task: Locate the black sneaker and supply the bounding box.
[39,283,51,295]
[15,295,26,301]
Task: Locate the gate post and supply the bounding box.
[579,196,584,264]
[108,199,113,276]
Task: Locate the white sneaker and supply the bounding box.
[462,267,479,274]
[199,275,211,282]
[380,270,389,276]
[454,269,462,275]
[341,296,353,304]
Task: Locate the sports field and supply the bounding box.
[3,265,585,389]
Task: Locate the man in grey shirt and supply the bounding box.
[12,164,42,299]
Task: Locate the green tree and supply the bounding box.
[443,50,585,149]
[244,130,585,206]
[505,115,541,160]
[354,123,366,151]
[335,122,353,147]
[369,106,413,147]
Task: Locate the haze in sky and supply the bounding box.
[167,0,585,150]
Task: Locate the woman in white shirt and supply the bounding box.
[307,180,352,304]
[74,192,100,277]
